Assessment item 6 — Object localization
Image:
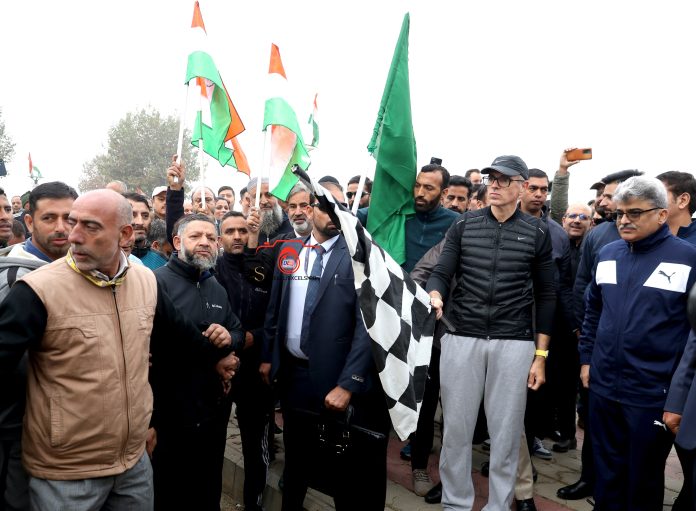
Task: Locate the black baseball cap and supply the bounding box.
[481,155,529,180]
[601,169,643,185]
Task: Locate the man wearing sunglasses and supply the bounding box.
[427,155,555,510]
[579,176,696,510]
[346,176,372,209]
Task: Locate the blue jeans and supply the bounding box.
[29,452,153,511]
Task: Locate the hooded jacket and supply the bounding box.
[0,243,47,439]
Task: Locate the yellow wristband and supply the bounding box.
[535,349,549,358]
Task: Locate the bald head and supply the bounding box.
[75,189,133,226]
[68,189,134,276]
[563,203,593,241]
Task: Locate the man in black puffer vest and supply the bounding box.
[427,155,555,510]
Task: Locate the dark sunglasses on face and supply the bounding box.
[346,191,369,199]
[565,213,590,221]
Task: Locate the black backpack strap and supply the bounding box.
[6,266,19,288]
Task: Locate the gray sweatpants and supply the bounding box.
[439,335,534,510]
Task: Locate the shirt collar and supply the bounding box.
[24,238,53,263]
[308,233,339,252]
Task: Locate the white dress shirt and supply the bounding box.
[285,234,339,359]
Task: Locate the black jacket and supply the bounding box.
[427,207,555,340]
[215,251,271,386]
[151,256,243,427]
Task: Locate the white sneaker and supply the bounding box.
[412,469,433,497]
[532,437,553,460]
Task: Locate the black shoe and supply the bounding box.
[556,480,593,500]
[515,498,537,511]
[480,461,489,477]
[552,437,577,453]
[424,482,442,504]
[549,430,563,442]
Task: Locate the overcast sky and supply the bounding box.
[1,0,696,205]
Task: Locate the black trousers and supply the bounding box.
[153,415,229,511]
[231,365,274,511]
[589,392,673,511]
[578,385,596,484]
[410,346,441,470]
[673,444,696,511]
[546,332,580,439]
[280,362,388,511]
[0,437,28,511]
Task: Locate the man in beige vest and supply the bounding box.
[0,189,236,510]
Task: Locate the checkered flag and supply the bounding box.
[305,174,436,440]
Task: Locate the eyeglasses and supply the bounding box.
[482,175,524,188]
[346,191,369,199]
[564,213,590,221]
[614,207,661,221]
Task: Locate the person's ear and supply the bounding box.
[24,214,34,235]
[119,224,134,244]
[658,208,669,224]
[678,192,691,211]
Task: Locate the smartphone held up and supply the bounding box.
[566,148,592,161]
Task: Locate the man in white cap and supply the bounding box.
[152,186,167,221]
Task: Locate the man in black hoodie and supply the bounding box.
[215,211,274,511]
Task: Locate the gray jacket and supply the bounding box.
[0,244,46,438]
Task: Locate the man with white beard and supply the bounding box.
[245,178,293,244]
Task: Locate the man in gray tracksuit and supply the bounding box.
[427,156,555,510]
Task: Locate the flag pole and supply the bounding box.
[175,82,190,166]
[351,172,368,215]
[256,128,271,208]
[197,84,207,210]
[174,82,190,184]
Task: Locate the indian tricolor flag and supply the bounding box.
[263,44,311,200]
[307,92,319,149]
[28,153,42,179]
[186,1,248,171]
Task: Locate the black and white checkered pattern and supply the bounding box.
[309,177,436,440]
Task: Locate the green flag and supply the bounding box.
[366,13,416,265]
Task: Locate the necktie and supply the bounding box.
[300,245,326,353]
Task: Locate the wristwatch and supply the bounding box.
[534,349,549,359]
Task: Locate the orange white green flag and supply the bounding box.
[185,1,247,171]
[28,153,42,179]
[307,92,319,149]
[263,44,311,200]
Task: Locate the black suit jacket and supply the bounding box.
[666,330,696,450]
[262,235,387,430]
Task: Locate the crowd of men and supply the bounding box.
[1,147,696,511]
